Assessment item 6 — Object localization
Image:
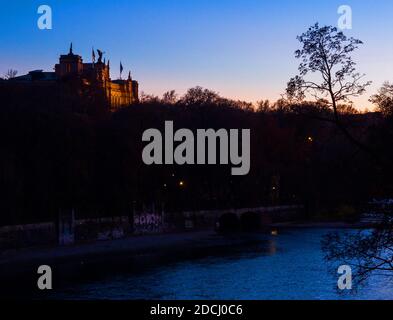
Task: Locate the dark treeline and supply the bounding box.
[0,86,393,226]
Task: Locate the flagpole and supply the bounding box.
[92,47,96,68]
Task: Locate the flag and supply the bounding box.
[120,62,124,76]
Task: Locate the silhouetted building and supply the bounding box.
[1,44,139,111]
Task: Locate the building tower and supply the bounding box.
[55,43,84,79]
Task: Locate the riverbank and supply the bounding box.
[0,220,373,299]
[0,220,370,278]
[0,229,271,298]
[0,230,253,266]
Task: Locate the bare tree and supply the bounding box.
[322,221,393,285]
[287,24,393,286]
[370,82,393,117]
[139,91,160,104]
[179,86,221,106]
[162,90,178,104]
[256,100,271,113]
[287,23,372,153]
[4,69,18,80]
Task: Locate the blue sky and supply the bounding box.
[1,0,392,109]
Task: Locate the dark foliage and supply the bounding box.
[0,85,391,226]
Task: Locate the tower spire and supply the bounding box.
[92,47,96,65]
[69,42,73,54]
[128,71,131,81]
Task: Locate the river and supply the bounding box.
[52,228,393,300]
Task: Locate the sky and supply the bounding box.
[0,0,392,110]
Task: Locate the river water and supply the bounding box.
[53,228,393,300]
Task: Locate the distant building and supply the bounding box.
[1,44,139,111]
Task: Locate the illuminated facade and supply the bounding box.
[4,45,139,111]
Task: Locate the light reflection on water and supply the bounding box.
[54,229,393,300]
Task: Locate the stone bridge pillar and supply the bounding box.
[58,209,75,246]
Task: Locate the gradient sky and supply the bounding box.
[1,0,392,109]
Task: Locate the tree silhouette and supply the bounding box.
[139,91,160,104]
[322,221,393,285]
[162,90,178,104]
[180,86,221,106]
[370,82,393,117]
[287,23,376,158]
[4,69,18,79]
[286,24,393,285]
[287,24,371,110]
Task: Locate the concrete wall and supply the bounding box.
[0,205,303,249]
[0,217,132,250]
[0,222,56,249]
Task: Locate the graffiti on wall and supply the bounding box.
[133,212,164,234]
